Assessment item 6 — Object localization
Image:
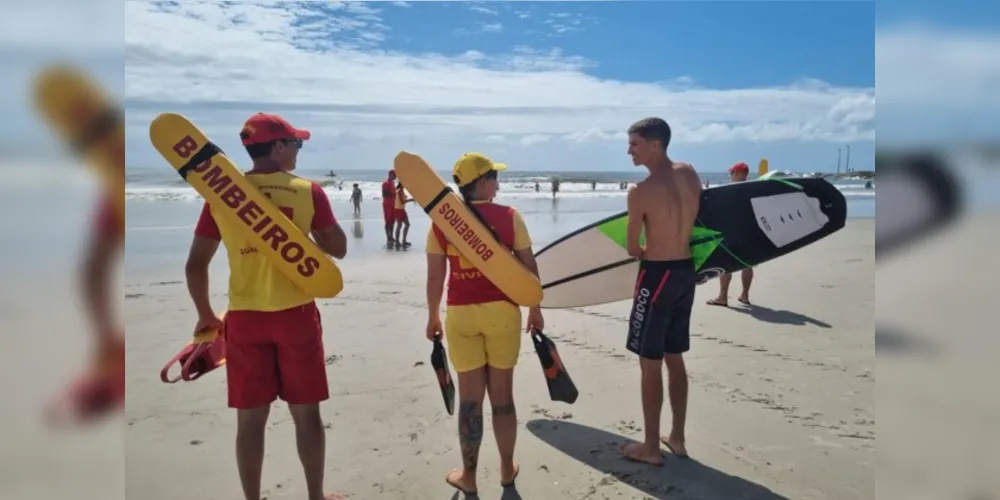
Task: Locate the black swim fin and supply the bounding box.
[531,330,579,404]
[430,335,456,415]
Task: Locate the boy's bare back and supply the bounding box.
[630,162,702,261]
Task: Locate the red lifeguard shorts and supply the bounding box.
[223,302,329,409]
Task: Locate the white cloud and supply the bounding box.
[119,0,884,171]
[125,1,872,140]
[468,4,498,16]
[875,24,1000,144]
[876,24,1000,108]
[481,22,503,34]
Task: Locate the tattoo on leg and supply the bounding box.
[492,403,516,417]
[458,401,483,473]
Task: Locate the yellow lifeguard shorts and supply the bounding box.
[445,300,522,373]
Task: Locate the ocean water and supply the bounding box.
[123,167,874,278]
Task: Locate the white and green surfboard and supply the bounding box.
[534,178,847,308]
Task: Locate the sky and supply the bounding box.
[1,0,998,175]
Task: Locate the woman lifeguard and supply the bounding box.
[425,153,544,495]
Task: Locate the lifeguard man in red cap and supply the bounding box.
[707,161,755,307]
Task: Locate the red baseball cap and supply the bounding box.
[728,162,749,173]
[388,169,396,176]
[240,112,311,146]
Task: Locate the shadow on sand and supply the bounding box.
[526,419,788,500]
[730,303,832,328]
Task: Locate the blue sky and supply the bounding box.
[7,0,997,175]
[113,0,880,174]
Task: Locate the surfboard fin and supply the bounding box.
[531,330,579,404]
[431,335,456,415]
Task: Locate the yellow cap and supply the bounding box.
[452,153,507,188]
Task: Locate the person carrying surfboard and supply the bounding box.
[382,169,398,247]
[393,180,414,249]
[707,162,755,307]
[620,117,702,466]
[425,152,544,495]
[185,112,348,500]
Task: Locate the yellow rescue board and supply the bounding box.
[394,151,542,307]
[32,66,125,218]
[149,113,343,298]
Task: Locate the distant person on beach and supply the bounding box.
[534,181,540,192]
[351,183,362,218]
[551,177,560,198]
[619,117,701,466]
[382,169,397,247]
[426,153,544,495]
[707,162,754,307]
[394,181,414,249]
[591,181,597,190]
[185,112,348,500]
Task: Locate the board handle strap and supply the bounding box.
[424,186,452,214]
[177,141,224,180]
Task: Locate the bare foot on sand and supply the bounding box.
[660,436,689,458]
[706,297,728,307]
[324,494,347,500]
[501,462,520,487]
[618,442,664,466]
[445,469,477,495]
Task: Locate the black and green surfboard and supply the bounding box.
[534,177,847,308]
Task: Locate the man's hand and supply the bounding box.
[526,306,545,333]
[426,315,443,341]
[194,313,223,336]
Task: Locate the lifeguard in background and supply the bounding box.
[394,181,414,249]
[381,169,397,247]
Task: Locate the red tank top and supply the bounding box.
[431,203,517,306]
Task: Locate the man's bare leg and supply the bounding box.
[447,368,487,494]
[393,222,402,247]
[289,403,328,500]
[618,356,664,465]
[236,406,270,500]
[401,222,410,246]
[707,273,731,306]
[738,268,754,304]
[486,366,519,485]
[659,354,689,457]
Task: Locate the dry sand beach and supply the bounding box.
[120,218,874,500]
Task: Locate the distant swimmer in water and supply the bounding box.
[707,162,755,307]
[351,183,362,218]
[591,181,597,190]
[186,112,348,500]
[534,181,540,192]
[426,153,544,495]
[620,117,702,466]
[865,180,873,189]
[551,178,560,198]
[394,180,414,249]
[382,169,397,247]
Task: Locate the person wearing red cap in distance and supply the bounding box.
[382,169,398,247]
[185,112,348,500]
[707,162,755,307]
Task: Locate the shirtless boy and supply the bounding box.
[618,117,702,466]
